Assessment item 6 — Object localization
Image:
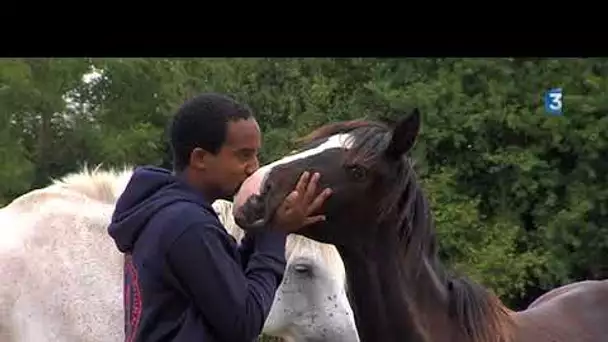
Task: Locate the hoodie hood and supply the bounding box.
[108,165,215,253]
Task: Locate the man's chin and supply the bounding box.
[218,182,243,202]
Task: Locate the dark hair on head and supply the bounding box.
[169,92,254,171]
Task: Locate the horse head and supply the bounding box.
[213,199,359,341]
[232,109,421,249]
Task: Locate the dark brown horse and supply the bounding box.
[232,110,608,342]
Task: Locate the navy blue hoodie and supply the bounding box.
[108,166,287,342]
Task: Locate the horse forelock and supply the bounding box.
[294,120,387,147]
[293,120,400,182]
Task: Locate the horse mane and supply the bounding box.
[299,118,515,342]
[380,140,515,342]
[213,199,346,282]
[49,165,134,205]
[448,276,515,342]
[3,165,133,213]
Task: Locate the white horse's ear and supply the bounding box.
[385,108,421,159]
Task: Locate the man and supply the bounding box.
[108,93,332,342]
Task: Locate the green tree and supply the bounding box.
[2,57,607,317]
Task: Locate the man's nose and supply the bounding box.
[245,158,259,176]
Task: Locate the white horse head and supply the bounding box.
[0,166,358,342]
[214,199,359,341]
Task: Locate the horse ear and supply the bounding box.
[385,108,421,159]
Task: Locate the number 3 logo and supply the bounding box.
[545,88,563,115]
[549,92,562,110]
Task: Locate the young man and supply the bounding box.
[108,93,332,342]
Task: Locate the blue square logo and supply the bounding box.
[544,88,563,115]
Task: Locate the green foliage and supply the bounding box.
[1,57,607,316]
[422,167,547,301]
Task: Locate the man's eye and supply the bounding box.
[238,151,256,160]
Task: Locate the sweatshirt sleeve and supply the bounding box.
[166,221,287,342]
[237,232,257,267]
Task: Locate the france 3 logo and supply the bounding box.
[544,88,563,115]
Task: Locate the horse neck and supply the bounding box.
[337,227,451,342]
[338,183,514,342]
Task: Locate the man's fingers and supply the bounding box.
[303,172,320,203]
[303,215,327,227]
[283,190,300,207]
[294,171,310,196]
[307,188,332,215]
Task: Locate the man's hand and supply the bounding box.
[271,171,332,233]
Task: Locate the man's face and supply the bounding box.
[205,118,262,200]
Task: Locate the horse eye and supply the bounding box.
[292,263,313,275]
[346,164,367,181]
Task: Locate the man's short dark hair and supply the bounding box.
[169,93,254,171]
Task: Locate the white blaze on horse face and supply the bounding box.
[233,133,355,213]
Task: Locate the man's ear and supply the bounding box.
[190,147,210,170]
[384,108,421,160]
